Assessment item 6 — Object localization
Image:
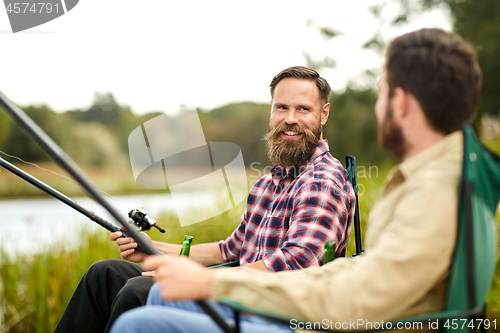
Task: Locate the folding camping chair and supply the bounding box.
[205,125,500,333]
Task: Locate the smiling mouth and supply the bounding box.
[282,131,303,138]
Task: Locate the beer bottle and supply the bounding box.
[323,242,336,265]
[179,235,193,257]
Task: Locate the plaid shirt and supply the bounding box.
[219,140,355,271]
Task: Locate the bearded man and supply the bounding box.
[54,66,356,333]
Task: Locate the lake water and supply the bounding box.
[0,192,212,257]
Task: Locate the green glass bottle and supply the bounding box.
[323,242,336,265]
[179,235,193,257]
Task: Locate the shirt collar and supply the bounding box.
[398,130,462,179]
[271,140,330,185]
[382,131,463,196]
[381,131,462,196]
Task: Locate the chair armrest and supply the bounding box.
[208,260,240,269]
[219,297,481,332]
[220,297,298,326]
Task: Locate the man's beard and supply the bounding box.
[265,122,321,168]
[379,103,406,162]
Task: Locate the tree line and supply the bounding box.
[0,89,393,170]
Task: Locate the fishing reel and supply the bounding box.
[128,208,166,233]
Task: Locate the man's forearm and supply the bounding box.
[152,241,224,266]
[237,260,268,271]
[151,241,181,256]
[190,242,225,266]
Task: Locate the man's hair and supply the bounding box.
[270,66,332,104]
[386,28,482,134]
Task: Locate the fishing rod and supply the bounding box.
[0,91,231,332]
[0,156,165,235]
[0,91,163,253]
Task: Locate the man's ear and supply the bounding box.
[392,87,409,119]
[321,103,330,126]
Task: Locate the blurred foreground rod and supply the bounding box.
[0,91,231,331]
[0,156,125,235]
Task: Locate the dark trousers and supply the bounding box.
[53,259,154,333]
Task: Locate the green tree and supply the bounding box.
[67,92,160,155]
[199,102,271,167]
[69,92,124,125]
[325,87,394,166]
[302,19,341,72]
[0,105,14,148]
[439,0,500,120]
[3,105,75,162]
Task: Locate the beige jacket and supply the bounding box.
[211,131,463,331]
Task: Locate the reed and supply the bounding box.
[0,203,244,333]
[0,229,120,333]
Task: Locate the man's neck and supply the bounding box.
[401,129,446,162]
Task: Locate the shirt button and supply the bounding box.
[256,246,260,252]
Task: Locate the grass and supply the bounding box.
[0,229,121,333]
[1,160,500,332]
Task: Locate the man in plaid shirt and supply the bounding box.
[220,140,354,271]
[54,66,355,333]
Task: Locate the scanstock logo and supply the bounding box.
[3,0,78,33]
[128,107,248,226]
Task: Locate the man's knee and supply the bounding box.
[110,308,177,333]
[84,259,140,281]
[118,276,154,303]
[147,282,162,305]
[109,308,145,333]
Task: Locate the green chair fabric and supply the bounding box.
[213,126,500,333]
[440,125,500,332]
[209,260,240,269]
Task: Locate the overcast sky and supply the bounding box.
[0,0,452,115]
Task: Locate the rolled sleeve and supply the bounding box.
[219,213,247,263]
[262,179,351,271]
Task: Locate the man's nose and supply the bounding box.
[284,110,299,125]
